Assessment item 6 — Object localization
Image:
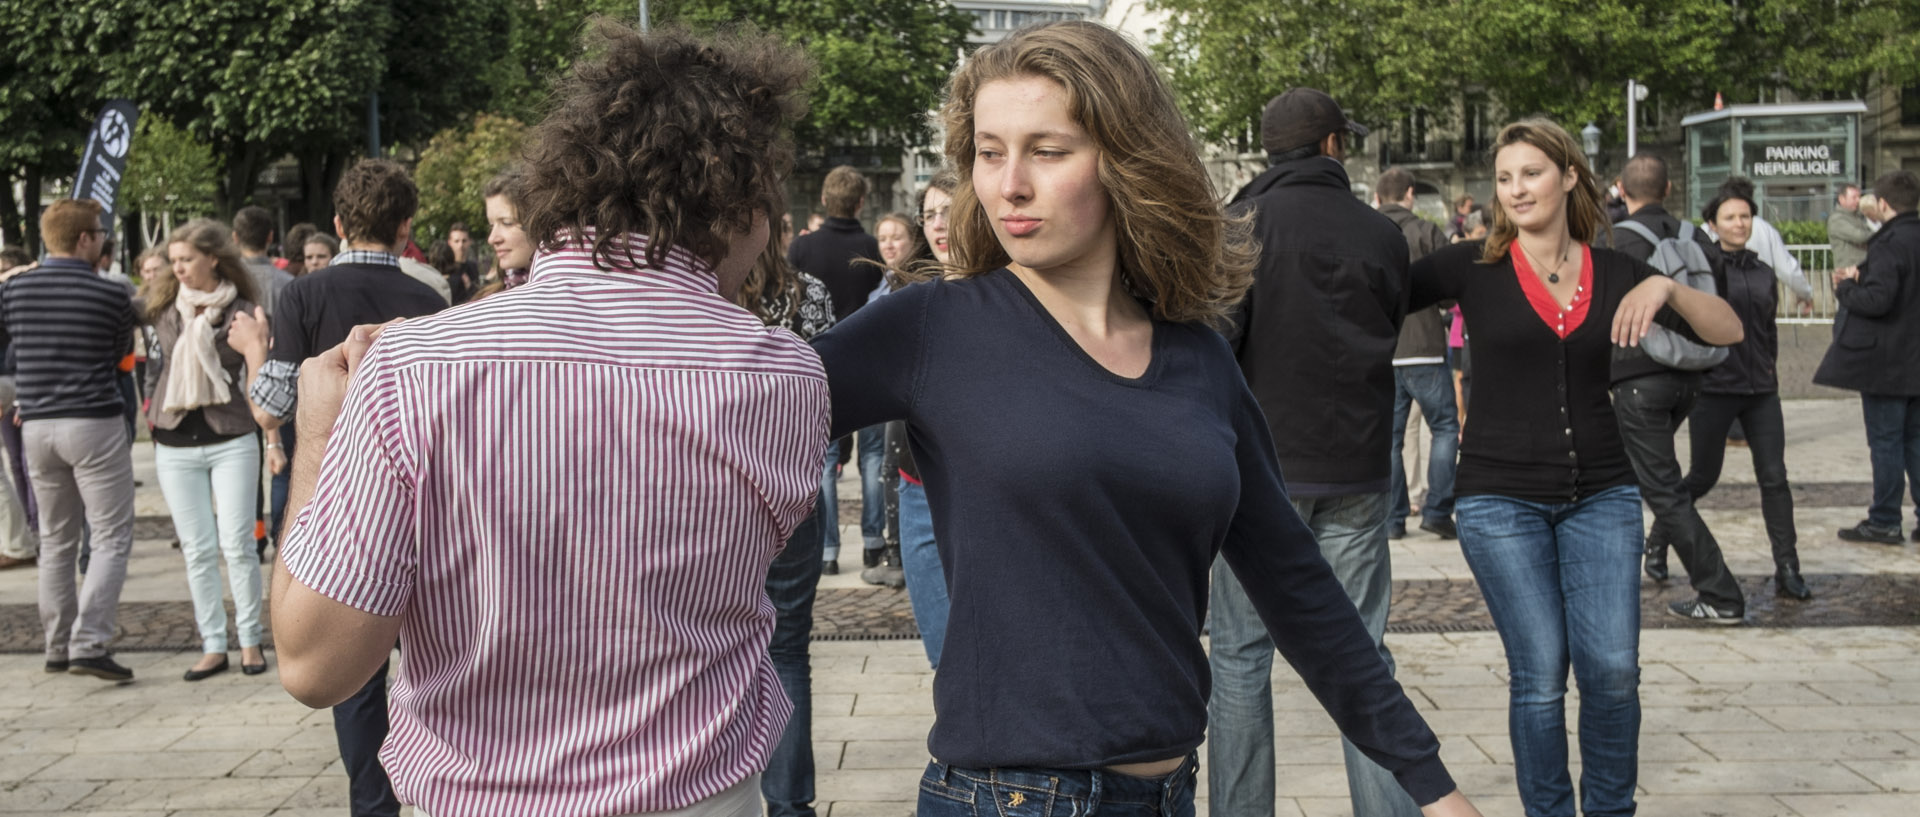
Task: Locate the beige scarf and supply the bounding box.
[163,279,239,413]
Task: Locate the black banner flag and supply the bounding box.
[73,100,140,234]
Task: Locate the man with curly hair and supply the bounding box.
[269,22,825,817]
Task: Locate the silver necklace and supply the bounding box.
[1529,241,1573,284]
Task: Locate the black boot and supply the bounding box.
[1775,561,1812,601]
[862,547,882,569]
[861,545,905,588]
[1643,540,1669,582]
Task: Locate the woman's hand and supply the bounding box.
[268,446,288,475]
[1611,275,1674,348]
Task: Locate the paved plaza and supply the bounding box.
[2,398,1918,816]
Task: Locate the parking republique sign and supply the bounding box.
[1744,141,1845,179]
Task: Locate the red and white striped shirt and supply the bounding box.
[281,233,830,817]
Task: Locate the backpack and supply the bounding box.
[1613,219,1729,371]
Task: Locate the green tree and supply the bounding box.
[483,0,632,122]
[1720,0,1920,102]
[1468,0,1729,128]
[651,0,975,157]
[1154,0,1920,161]
[0,0,116,250]
[1151,0,1467,148]
[97,0,391,213]
[120,116,220,246]
[413,113,526,242]
[377,0,514,149]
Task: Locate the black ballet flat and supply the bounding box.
[184,656,230,682]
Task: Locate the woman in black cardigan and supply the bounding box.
[1409,120,1741,817]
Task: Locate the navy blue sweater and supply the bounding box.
[811,268,1455,805]
[0,258,136,420]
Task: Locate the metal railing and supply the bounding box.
[1779,244,1835,324]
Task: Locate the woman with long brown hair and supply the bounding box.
[147,219,268,680]
[812,21,1480,817]
[1407,120,1741,817]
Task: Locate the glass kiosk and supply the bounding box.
[1682,100,1867,222]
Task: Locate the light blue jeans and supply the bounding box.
[1207,491,1420,817]
[154,435,264,652]
[897,481,948,669]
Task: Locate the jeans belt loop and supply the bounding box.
[1086,766,1104,816]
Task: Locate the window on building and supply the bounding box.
[1904,85,1920,127]
[994,10,1007,29]
[1397,109,1429,160]
[1464,99,1492,156]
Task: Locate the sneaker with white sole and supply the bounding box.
[1666,598,1744,626]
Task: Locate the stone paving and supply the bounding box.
[1,398,1918,816]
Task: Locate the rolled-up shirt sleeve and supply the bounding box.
[279,344,419,617]
[250,360,301,422]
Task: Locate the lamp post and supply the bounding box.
[1626,80,1649,157]
[1582,121,1602,174]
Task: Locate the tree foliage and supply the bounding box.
[651,0,975,156]
[1150,0,1464,147]
[377,0,513,149]
[98,0,391,209]
[412,113,526,242]
[1721,0,1920,101]
[1152,0,1920,151]
[120,116,220,245]
[483,0,632,122]
[1467,0,1725,126]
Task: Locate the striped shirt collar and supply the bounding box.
[35,256,96,273]
[529,230,717,294]
[331,249,402,268]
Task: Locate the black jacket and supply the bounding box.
[1815,212,1920,395]
[1380,204,1452,362]
[1702,249,1780,395]
[1228,157,1409,493]
[1601,203,1725,384]
[787,217,882,323]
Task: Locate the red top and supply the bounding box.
[1512,243,1594,340]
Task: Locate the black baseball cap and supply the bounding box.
[1261,88,1368,155]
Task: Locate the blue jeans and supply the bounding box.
[1207,491,1419,817]
[334,661,398,817]
[1455,484,1643,817]
[763,492,828,817]
[898,481,948,668]
[154,435,264,652]
[917,755,1197,817]
[269,424,294,545]
[1860,394,1920,529]
[819,426,886,561]
[1390,364,1460,524]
